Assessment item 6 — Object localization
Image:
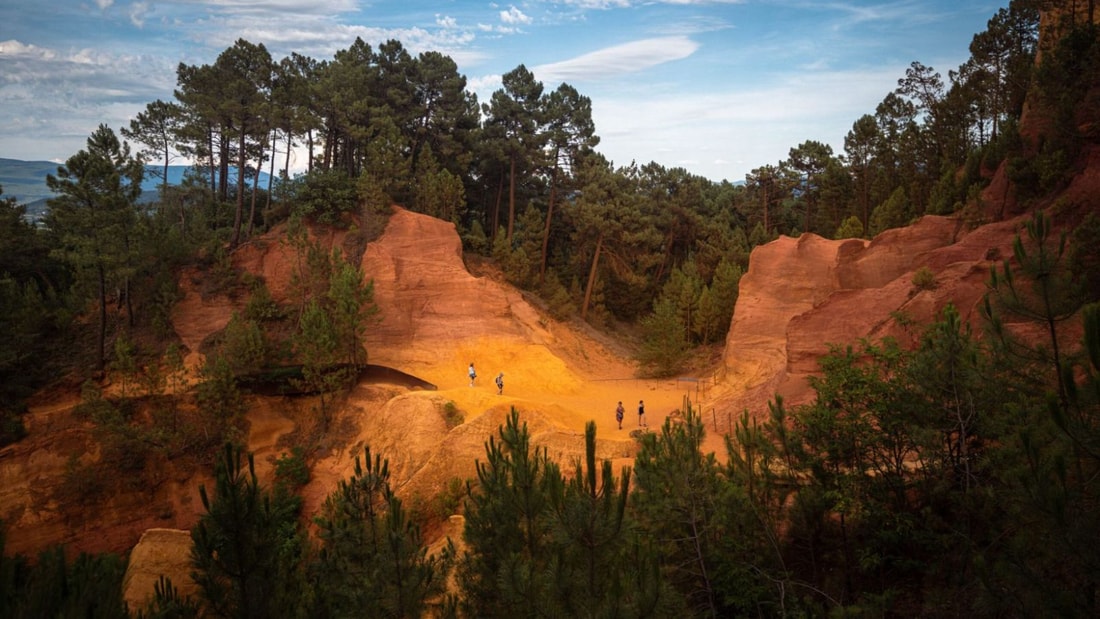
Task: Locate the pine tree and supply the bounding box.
[191,444,301,618]
[547,421,680,617]
[632,402,721,616]
[45,124,144,371]
[458,409,559,617]
[311,447,444,618]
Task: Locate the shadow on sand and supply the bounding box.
[237,364,436,396]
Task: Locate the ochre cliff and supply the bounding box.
[713,215,1023,425]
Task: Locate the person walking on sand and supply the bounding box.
[616,401,625,429]
[468,363,477,387]
[495,372,504,395]
[638,400,646,428]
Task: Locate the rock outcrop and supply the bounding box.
[714,214,1025,424]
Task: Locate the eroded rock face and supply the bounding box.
[716,214,1023,421]
[122,528,197,613]
[2,206,651,561]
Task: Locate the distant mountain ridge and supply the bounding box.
[0,158,272,222]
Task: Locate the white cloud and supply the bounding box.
[130,2,150,27]
[96,0,114,10]
[533,36,699,83]
[500,6,532,25]
[0,40,179,162]
[0,40,56,60]
[559,0,631,8]
[201,0,359,13]
[466,73,503,100]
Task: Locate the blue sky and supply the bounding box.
[0,1,1008,183]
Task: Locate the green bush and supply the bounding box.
[442,401,464,429]
[912,266,937,291]
[243,280,283,321]
[274,447,311,490]
[293,169,358,225]
[430,476,466,520]
[834,215,865,239]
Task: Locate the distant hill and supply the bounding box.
[0,158,272,223]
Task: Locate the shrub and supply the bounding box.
[912,266,937,291]
[430,476,466,520]
[834,215,865,239]
[274,447,311,490]
[293,169,358,225]
[442,401,464,429]
[243,280,283,321]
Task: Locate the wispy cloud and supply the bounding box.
[809,0,953,31]
[533,36,699,83]
[129,2,150,27]
[557,0,743,7]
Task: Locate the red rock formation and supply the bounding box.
[715,214,1024,424]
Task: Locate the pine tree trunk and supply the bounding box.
[540,162,559,284]
[581,233,603,321]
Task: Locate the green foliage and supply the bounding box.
[194,356,245,449]
[461,219,490,255]
[219,312,269,376]
[293,168,358,225]
[1070,211,1100,303]
[310,446,445,618]
[632,403,723,615]
[0,190,68,422]
[355,172,393,243]
[869,186,911,236]
[985,210,1083,402]
[911,266,937,290]
[414,154,467,223]
[459,409,677,617]
[926,167,963,215]
[325,255,378,367]
[1031,22,1100,187]
[273,447,311,491]
[638,296,690,377]
[428,476,467,521]
[45,124,145,370]
[191,444,304,619]
[2,544,128,619]
[292,299,347,430]
[458,408,560,616]
[491,226,534,286]
[442,400,465,429]
[242,279,283,322]
[834,215,865,239]
[537,270,575,320]
[135,575,201,619]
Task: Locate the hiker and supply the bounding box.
[616,401,625,429]
[495,372,504,395]
[468,363,477,387]
[638,400,646,428]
